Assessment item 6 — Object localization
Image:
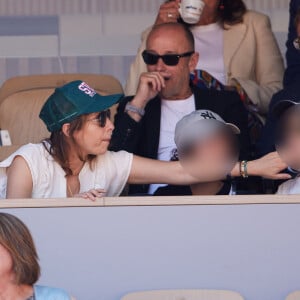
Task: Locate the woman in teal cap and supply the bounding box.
[0,212,74,299]
[0,80,233,199]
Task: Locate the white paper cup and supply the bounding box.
[179,0,205,24]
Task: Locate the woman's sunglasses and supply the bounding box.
[89,110,111,128]
[142,50,194,66]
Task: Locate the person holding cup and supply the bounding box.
[124,0,284,126]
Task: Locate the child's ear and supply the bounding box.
[62,123,71,137]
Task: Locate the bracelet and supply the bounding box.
[240,160,248,178]
[125,103,145,117]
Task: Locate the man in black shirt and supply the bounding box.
[111,23,250,195]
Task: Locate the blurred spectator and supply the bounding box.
[273,101,300,194]
[155,110,240,196]
[0,212,74,299]
[285,1,300,86]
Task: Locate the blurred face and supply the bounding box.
[146,27,199,99]
[0,243,14,281]
[178,128,239,179]
[276,106,300,170]
[72,111,114,157]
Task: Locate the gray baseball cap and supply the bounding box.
[174,110,240,149]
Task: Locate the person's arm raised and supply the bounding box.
[128,155,226,185]
[6,156,33,198]
[127,72,166,122]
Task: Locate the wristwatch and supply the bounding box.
[125,103,145,117]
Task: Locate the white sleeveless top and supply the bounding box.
[0,143,133,199]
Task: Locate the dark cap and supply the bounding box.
[272,100,300,119]
[39,80,123,132]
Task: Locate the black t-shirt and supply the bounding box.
[154,181,232,196]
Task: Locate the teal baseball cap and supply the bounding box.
[39,80,123,132]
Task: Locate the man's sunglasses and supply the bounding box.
[142,50,194,66]
[89,110,111,128]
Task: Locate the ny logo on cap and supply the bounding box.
[78,82,96,97]
[200,111,217,120]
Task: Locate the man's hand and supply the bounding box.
[128,72,166,121]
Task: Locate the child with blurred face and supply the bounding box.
[155,110,240,195]
[274,101,300,194]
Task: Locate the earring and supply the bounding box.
[219,0,225,10]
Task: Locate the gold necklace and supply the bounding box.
[67,183,74,197]
[66,173,81,197]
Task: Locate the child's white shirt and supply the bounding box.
[277,176,300,194]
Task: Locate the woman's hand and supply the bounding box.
[155,0,180,25]
[74,189,106,201]
[240,152,291,180]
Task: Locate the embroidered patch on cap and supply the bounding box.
[78,82,97,97]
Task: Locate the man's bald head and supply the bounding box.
[146,23,195,52]
[143,22,199,100]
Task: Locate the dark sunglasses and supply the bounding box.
[142,50,194,66]
[93,110,111,127]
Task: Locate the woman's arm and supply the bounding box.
[6,156,33,198]
[129,151,290,186]
[128,155,226,185]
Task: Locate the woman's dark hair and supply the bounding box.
[43,115,97,176]
[219,0,247,26]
